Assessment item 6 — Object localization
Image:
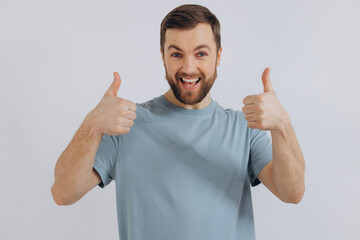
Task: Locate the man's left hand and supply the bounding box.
[242,68,289,131]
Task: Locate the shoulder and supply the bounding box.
[214,102,266,142]
[134,97,165,123]
[215,103,247,124]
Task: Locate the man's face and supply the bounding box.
[161,23,222,105]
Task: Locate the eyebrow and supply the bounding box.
[167,44,210,52]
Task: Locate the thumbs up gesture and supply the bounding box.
[242,68,289,132]
[86,72,137,136]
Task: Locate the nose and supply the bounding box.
[182,56,198,75]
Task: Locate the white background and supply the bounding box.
[1,0,359,239]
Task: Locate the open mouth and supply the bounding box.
[179,77,201,87]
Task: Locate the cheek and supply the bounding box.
[165,65,176,77]
[166,61,179,73]
[202,58,216,71]
[202,65,214,77]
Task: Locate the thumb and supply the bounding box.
[262,67,274,93]
[107,72,121,96]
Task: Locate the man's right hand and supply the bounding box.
[86,72,137,136]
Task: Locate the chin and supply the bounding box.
[175,83,209,105]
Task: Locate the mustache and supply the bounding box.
[175,72,205,79]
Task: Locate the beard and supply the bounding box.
[164,61,218,105]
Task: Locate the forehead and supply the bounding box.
[164,23,216,52]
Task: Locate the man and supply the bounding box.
[51,4,305,240]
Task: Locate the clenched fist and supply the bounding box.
[86,72,137,136]
[242,68,289,132]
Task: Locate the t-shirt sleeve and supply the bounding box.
[247,128,273,187]
[93,134,119,188]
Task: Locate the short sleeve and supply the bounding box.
[247,129,272,187]
[93,134,119,188]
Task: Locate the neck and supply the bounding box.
[163,89,212,109]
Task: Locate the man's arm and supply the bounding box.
[242,68,305,204]
[51,72,137,205]
[51,115,103,206]
[270,118,305,203]
[258,117,305,204]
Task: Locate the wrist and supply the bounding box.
[271,113,291,137]
[82,112,103,139]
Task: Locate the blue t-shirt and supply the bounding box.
[93,94,272,240]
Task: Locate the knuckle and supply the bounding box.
[116,125,123,133]
[119,99,127,107]
[119,109,127,116]
[119,126,129,134]
[126,99,134,105]
[257,104,264,111]
[116,118,124,126]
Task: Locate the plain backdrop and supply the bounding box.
[1,0,359,239]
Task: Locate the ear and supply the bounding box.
[216,47,222,67]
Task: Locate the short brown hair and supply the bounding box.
[160,4,221,54]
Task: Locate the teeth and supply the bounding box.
[181,78,200,82]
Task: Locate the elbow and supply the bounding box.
[51,184,74,206]
[286,196,302,204]
[51,184,65,205]
[284,189,305,204]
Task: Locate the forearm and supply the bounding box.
[271,115,305,203]
[52,114,103,203]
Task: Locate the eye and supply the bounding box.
[171,53,181,58]
[198,52,207,57]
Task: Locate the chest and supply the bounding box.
[115,120,250,193]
